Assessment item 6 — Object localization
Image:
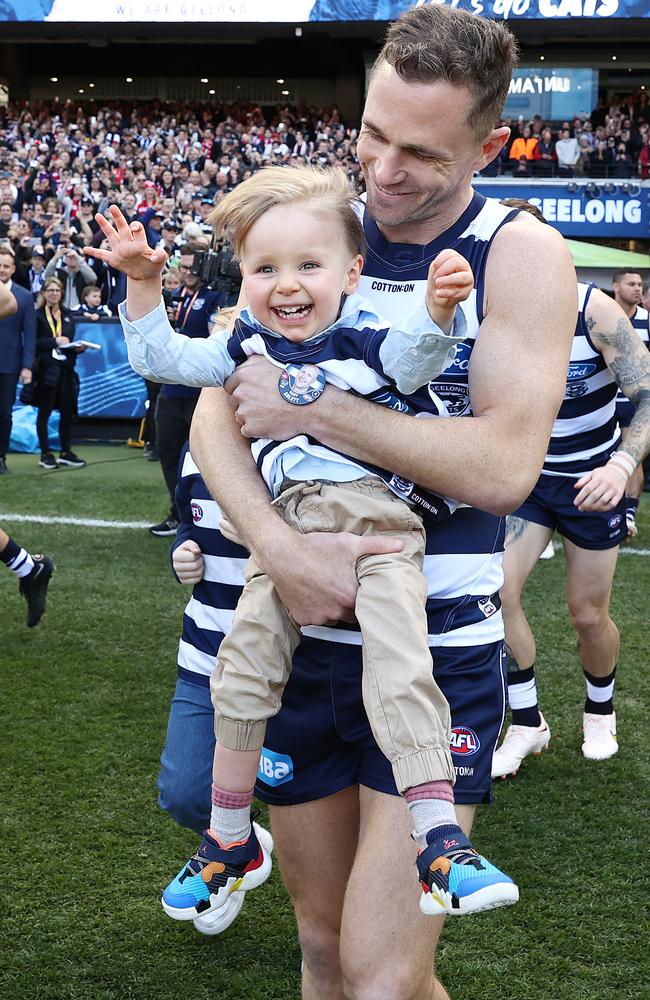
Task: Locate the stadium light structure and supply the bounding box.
[566,182,579,194]
[584,182,601,199]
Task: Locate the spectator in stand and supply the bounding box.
[589,140,614,178]
[555,128,580,177]
[33,277,87,471]
[0,246,35,474]
[0,202,14,238]
[612,143,636,179]
[534,127,556,177]
[509,126,538,167]
[73,284,111,320]
[44,245,97,310]
[26,245,47,300]
[575,135,593,177]
[513,154,532,178]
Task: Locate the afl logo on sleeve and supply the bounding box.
[190,502,204,524]
[450,726,481,756]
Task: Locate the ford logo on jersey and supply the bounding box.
[442,341,472,375]
[258,748,294,786]
[567,363,597,380]
[450,726,481,756]
[190,502,203,524]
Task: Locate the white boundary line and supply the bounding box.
[2,512,650,554]
[0,512,150,530]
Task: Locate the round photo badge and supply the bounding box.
[278,363,327,406]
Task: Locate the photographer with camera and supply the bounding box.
[148,244,223,537]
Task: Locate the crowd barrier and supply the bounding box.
[10,316,147,453]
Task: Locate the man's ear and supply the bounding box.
[474,126,510,172]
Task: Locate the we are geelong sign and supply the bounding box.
[3,0,648,23]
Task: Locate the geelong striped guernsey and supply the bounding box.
[543,283,621,479]
[174,193,521,684]
[614,303,650,417]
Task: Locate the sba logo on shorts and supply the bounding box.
[450,726,480,756]
[258,748,294,786]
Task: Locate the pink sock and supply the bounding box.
[208,784,254,847]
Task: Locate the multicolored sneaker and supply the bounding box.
[161,825,272,922]
[192,823,274,937]
[417,825,519,917]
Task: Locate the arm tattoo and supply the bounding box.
[505,514,531,545]
[586,316,596,332]
[621,391,650,464]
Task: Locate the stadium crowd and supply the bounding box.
[0,90,649,309]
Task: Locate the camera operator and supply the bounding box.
[212,240,242,307]
[148,243,223,537]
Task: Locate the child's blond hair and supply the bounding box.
[208,165,365,261]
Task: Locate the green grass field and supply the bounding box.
[1,444,648,1000]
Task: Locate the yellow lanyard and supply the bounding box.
[45,306,62,339]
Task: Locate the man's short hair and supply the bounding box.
[612,269,642,284]
[178,243,199,258]
[376,4,519,139]
[500,198,547,225]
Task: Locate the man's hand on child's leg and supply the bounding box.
[173,540,205,584]
[425,250,474,333]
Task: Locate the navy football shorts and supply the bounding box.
[513,473,626,550]
[254,635,506,808]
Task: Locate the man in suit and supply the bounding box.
[0,248,36,474]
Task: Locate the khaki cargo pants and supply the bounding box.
[211,477,455,791]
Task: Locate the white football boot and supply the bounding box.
[491,713,551,779]
[582,712,618,761]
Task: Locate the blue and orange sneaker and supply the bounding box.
[416,825,519,916]
[161,825,272,922]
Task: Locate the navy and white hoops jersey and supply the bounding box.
[543,283,620,479]
[614,303,649,421]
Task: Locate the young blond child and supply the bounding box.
[86,166,518,919]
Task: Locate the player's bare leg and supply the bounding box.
[493,517,553,779]
[563,539,620,760]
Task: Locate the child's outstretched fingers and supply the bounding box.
[83,207,166,281]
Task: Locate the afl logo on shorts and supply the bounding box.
[450,726,480,756]
[191,502,203,524]
[608,513,623,529]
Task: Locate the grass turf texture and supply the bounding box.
[1,444,648,1000]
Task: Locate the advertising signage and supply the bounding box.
[504,69,598,122]
[3,0,649,22]
[472,181,650,237]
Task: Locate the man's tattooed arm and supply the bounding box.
[505,515,531,545]
[589,296,650,466]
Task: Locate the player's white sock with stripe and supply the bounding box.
[0,538,34,579]
[584,666,616,715]
[508,665,541,727]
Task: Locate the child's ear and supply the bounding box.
[345,254,364,294]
